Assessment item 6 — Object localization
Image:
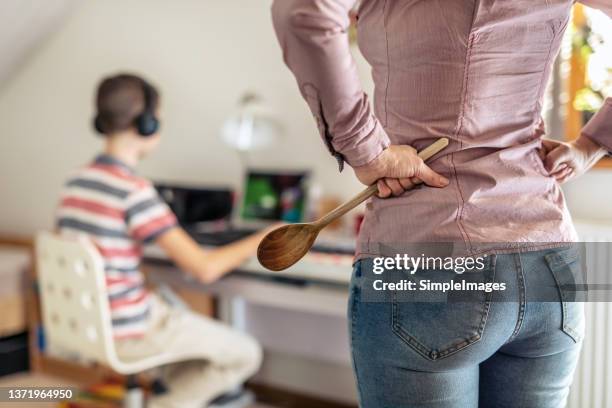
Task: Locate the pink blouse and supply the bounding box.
[272,0,612,257]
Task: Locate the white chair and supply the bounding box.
[36,232,170,407]
[35,232,254,408]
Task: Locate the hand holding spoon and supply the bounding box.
[257,138,449,271]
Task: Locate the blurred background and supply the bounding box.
[0,1,610,235]
[0,1,610,407]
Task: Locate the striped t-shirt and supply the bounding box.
[56,154,177,338]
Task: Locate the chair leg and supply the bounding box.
[123,375,144,408]
[151,377,168,396]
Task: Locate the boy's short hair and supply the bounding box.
[95,73,159,134]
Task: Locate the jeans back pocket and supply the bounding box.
[544,246,586,343]
[391,257,496,361]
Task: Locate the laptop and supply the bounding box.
[232,170,354,255]
[155,184,234,227]
[156,170,309,246]
[234,170,309,229]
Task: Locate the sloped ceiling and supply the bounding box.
[0,0,77,87]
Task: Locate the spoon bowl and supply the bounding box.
[257,223,320,271]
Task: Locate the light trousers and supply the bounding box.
[116,294,262,408]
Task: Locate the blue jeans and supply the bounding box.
[349,247,584,408]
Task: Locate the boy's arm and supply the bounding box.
[126,183,276,283]
[154,226,274,284]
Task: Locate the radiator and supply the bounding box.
[567,222,612,408]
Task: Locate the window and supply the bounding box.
[565,4,612,167]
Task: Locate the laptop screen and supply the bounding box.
[155,184,234,225]
[240,170,308,223]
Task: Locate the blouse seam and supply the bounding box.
[450,33,476,252]
[532,22,559,124]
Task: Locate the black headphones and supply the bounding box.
[93,79,160,137]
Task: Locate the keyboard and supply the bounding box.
[187,227,355,255]
[190,228,259,246]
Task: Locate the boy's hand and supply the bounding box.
[353,145,449,198]
[539,135,607,184]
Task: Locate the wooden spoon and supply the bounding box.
[257,137,449,271]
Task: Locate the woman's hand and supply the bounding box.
[353,145,449,198]
[540,135,607,184]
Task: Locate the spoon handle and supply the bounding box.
[316,137,449,229]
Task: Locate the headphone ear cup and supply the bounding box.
[135,112,159,137]
[93,115,106,135]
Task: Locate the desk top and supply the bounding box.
[143,245,354,285]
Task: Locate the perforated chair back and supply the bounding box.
[36,232,116,365]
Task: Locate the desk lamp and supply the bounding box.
[220,92,282,163]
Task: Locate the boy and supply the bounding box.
[56,73,269,408]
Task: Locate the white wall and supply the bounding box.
[0,0,76,87]
[0,0,368,237]
[0,0,610,237]
[564,171,612,225]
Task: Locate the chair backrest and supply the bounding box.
[35,232,116,365]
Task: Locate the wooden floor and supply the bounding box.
[0,372,275,407]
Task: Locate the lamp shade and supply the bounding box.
[221,93,281,152]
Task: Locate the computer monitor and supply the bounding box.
[238,170,309,225]
[154,183,234,226]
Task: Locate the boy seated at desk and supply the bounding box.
[55,73,272,408]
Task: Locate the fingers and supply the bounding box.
[372,144,450,198]
[376,179,392,198]
[376,178,417,198]
[545,144,571,173]
[376,178,404,198]
[409,176,425,186]
[539,139,561,164]
[377,174,446,198]
[399,178,416,190]
[415,163,450,188]
[555,166,573,178]
[549,162,568,176]
[385,178,405,196]
[556,167,575,184]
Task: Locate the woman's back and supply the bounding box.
[355,0,576,255]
